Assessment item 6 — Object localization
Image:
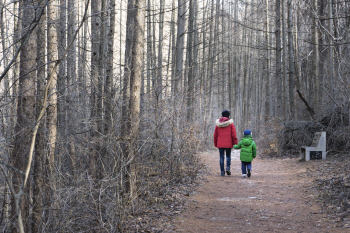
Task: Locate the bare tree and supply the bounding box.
[122,0,146,196]
[287,0,295,119]
[174,0,186,93]
[276,0,283,117]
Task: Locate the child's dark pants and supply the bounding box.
[241,161,252,174]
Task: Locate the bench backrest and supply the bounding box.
[310,132,326,150]
[311,132,322,147]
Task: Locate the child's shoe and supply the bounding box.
[242,174,247,178]
[226,170,231,176]
[221,171,225,176]
[247,169,251,177]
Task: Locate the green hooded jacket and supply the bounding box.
[234,135,256,162]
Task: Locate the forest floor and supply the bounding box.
[167,150,349,233]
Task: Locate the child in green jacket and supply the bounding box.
[234,129,256,178]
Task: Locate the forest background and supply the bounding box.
[0,0,349,232]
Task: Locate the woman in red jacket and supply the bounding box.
[214,110,238,176]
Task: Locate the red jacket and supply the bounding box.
[214,117,238,148]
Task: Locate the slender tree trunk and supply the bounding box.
[146,0,152,99]
[0,1,9,118]
[328,0,334,107]
[157,0,165,98]
[11,1,37,232]
[204,0,215,136]
[98,0,107,140]
[47,0,58,199]
[265,0,271,121]
[32,2,46,231]
[175,0,186,93]
[67,0,76,124]
[282,0,288,119]
[241,2,249,129]
[122,0,146,196]
[105,0,116,136]
[58,0,66,141]
[187,0,195,121]
[313,0,320,112]
[120,0,123,94]
[90,0,101,175]
[276,0,282,117]
[288,0,295,119]
[12,1,20,136]
[234,0,240,130]
[170,0,176,96]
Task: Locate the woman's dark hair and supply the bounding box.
[222,110,230,118]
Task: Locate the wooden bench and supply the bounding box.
[300,132,326,161]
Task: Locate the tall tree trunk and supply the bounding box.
[98,0,107,139]
[282,0,288,119]
[32,2,46,231]
[313,0,320,112]
[122,0,146,196]
[105,0,116,136]
[187,0,195,121]
[204,0,215,136]
[146,0,152,100]
[170,0,176,96]
[265,0,271,121]
[0,1,9,126]
[67,0,76,123]
[47,0,58,201]
[157,0,165,98]
[241,1,249,129]
[276,0,283,117]
[328,0,334,107]
[234,0,240,130]
[288,0,295,118]
[58,0,66,142]
[12,1,20,136]
[11,1,37,232]
[175,0,186,93]
[90,0,101,176]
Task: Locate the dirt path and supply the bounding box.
[173,150,345,233]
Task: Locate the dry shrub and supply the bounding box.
[29,102,203,232]
[320,104,350,152]
[273,103,350,157]
[256,118,284,157]
[276,120,325,156]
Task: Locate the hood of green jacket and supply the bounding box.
[241,135,253,146]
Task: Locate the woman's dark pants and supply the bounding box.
[219,148,231,174]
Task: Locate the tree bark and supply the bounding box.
[313,0,320,111]
[122,0,146,196]
[288,0,295,119]
[276,0,283,117]
[175,0,186,93]
[90,0,101,176]
[157,0,165,97]
[328,0,334,107]
[11,1,37,232]
[32,2,46,231]
[282,0,288,119]
[58,0,66,141]
[187,0,195,121]
[105,0,116,136]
